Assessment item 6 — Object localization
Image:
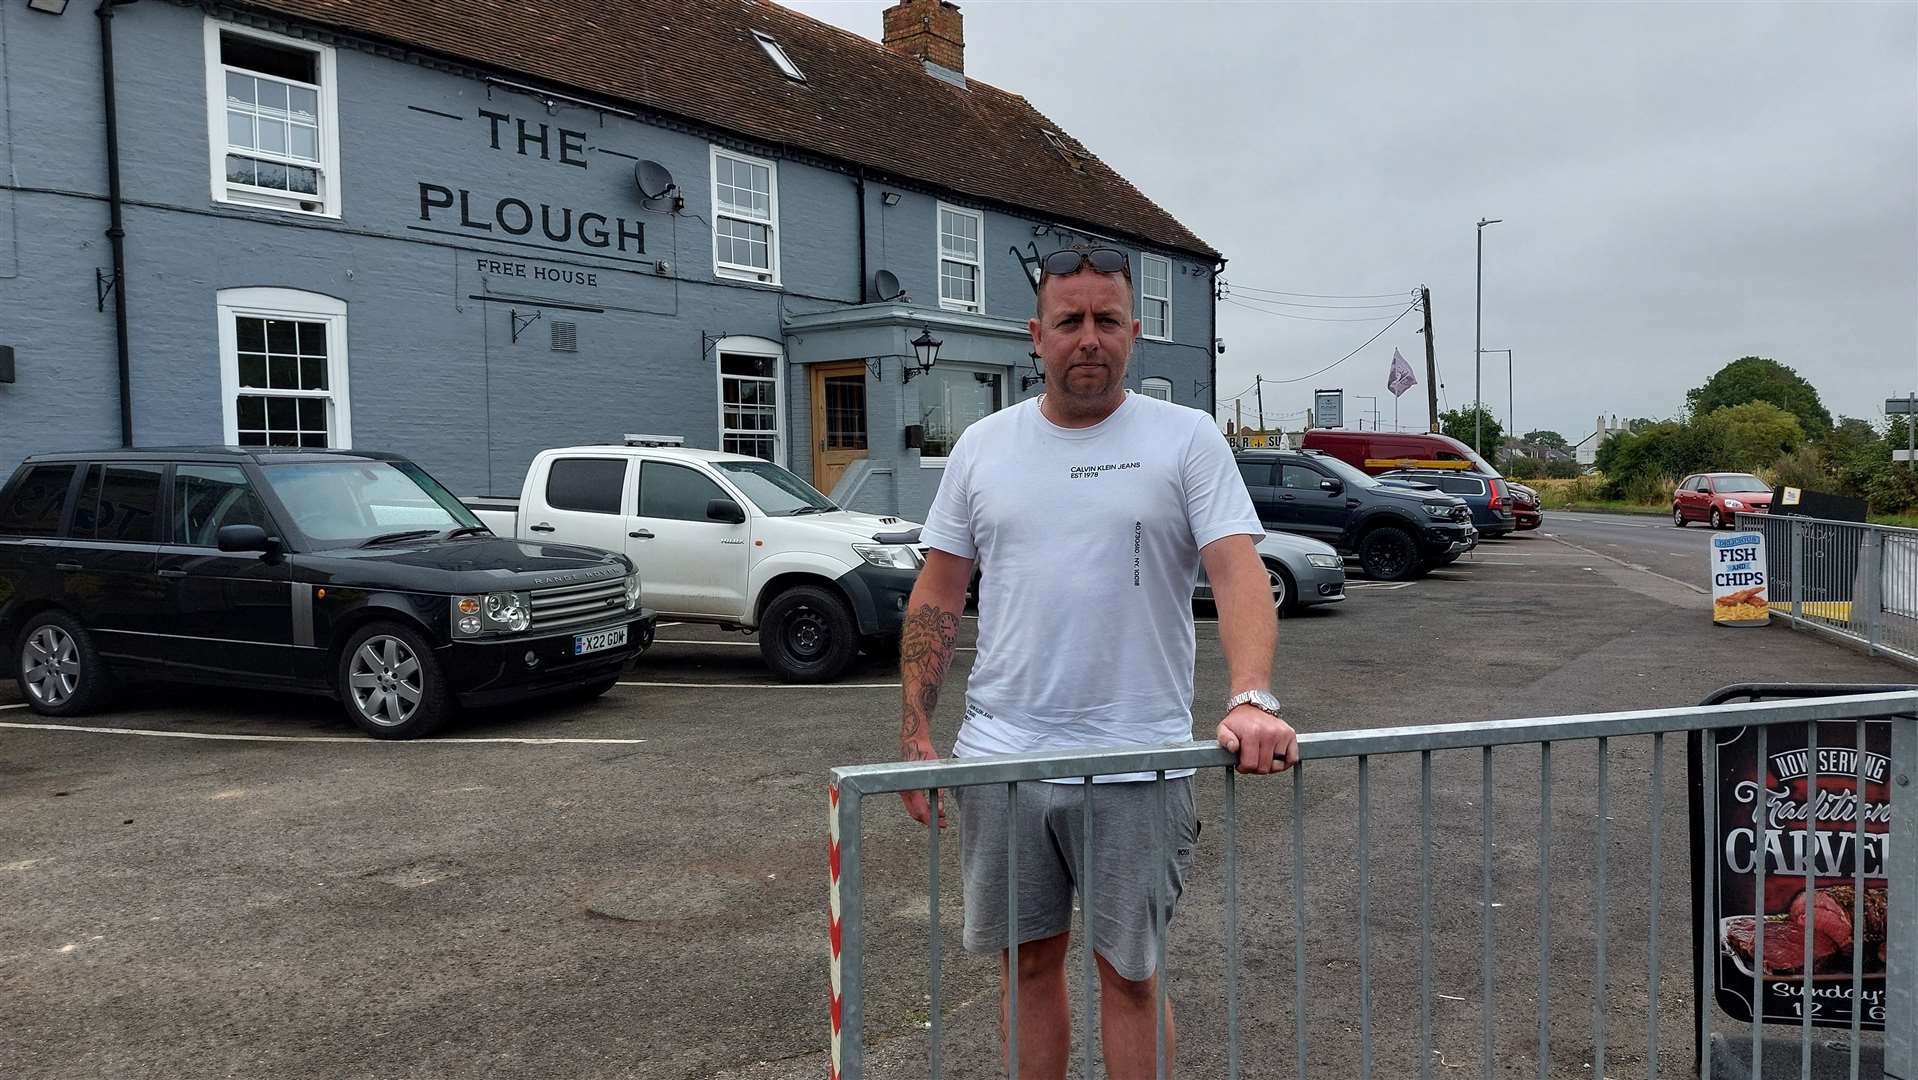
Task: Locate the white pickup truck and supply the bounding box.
[466,437,926,682]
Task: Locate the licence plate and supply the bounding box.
[574,626,629,655]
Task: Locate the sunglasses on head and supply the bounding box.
[1039,247,1131,280]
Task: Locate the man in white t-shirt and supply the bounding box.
[898,244,1297,1079]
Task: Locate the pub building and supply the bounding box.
[0,0,1222,518]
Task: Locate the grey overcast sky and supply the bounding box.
[785,0,1918,444]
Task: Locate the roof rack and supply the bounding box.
[623,434,686,447]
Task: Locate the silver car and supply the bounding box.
[1195,530,1346,616]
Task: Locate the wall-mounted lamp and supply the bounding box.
[27,0,71,13]
[903,328,941,382]
[1031,223,1049,236]
[1021,351,1046,391]
[881,191,901,206]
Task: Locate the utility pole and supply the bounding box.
[1420,286,1439,433]
[1254,375,1266,433]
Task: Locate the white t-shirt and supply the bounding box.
[919,392,1263,780]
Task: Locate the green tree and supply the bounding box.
[1440,405,1503,466]
[1695,401,1805,471]
[1600,421,1728,499]
[1685,356,1832,436]
[1523,430,1569,451]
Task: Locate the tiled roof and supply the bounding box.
[235,0,1218,258]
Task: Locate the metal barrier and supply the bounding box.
[1741,514,1918,664]
[826,691,1918,1080]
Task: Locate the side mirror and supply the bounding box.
[706,498,747,525]
[1320,478,1344,493]
[217,524,274,553]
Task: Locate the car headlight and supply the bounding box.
[851,543,921,570]
[625,572,643,611]
[1723,499,1744,509]
[1423,503,1456,519]
[1306,553,1342,569]
[452,596,484,637]
[483,591,530,632]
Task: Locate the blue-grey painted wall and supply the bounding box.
[0,0,1220,521]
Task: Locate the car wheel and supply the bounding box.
[1710,508,1724,529]
[1673,506,1687,528]
[1357,526,1421,582]
[760,584,859,683]
[15,611,111,717]
[338,621,452,739]
[1264,561,1299,617]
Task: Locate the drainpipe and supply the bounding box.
[854,169,869,304]
[99,0,139,447]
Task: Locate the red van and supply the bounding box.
[1300,429,1502,478]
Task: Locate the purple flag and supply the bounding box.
[1386,348,1418,398]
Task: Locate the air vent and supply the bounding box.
[550,320,577,352]
[877,517,899,524]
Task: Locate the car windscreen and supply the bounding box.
[1717,475,1770,493]
[259,461,482,546]
[1307,454,1381,489]
[712,460,838,515]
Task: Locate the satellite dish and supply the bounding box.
[634,160,677,200]
[873,269,903,302]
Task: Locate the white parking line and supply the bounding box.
[1,703,25,712]
[1346,582,1414,591]
[620,680,901,689]
[0,721,647,745]
[653,639,976,652]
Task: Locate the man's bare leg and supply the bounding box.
[999,931,1071,1079]
[1097,952,1175,1079]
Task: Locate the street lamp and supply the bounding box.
[1480,348,1513,465]
[1474,217,1502,455]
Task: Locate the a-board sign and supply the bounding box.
[1711,531,1770,626]
[1701,719,1894,1029]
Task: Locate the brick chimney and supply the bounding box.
[882,0,964,75]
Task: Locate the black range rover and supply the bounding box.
[0,448,656,738]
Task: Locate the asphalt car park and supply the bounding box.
[2,520,1909,1079]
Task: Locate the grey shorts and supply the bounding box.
[956,777,1197,982]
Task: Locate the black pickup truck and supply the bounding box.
[0,448,655,738]
[1235,448,1477,580]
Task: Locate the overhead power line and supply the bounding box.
[1224,283,1416,300]
[1223,298,1414,323]
[1264,301,1422,385]
[1223,282,1420,308]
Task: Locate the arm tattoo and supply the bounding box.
[899,602,961,760]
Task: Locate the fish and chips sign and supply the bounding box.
[1712,531,1770,626]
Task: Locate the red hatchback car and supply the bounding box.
[1673,472,1773,528]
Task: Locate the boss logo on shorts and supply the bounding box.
[1068,461,1141,479]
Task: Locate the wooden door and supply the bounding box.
[810,361,869,494]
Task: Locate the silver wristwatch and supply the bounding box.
[1225,689,1283,717]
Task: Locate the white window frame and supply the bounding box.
[710,146,781,286]
[918,363,1005,469]
[216,287,352,447]
[1140,376,1174,402]
[203,19,342,219]
[711,336,787,467]
[936,203,985,314]
[1140,253,1172,340]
